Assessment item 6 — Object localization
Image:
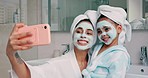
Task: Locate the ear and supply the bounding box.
[116,25,122,33]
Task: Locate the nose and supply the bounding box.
[101,32,107,36]
[80,33,86,38]
[80,36,86,38]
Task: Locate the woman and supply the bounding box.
[6,10,98,78]
[82,5,132,78]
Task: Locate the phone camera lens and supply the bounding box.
[44,26,47,29]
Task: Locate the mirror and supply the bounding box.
[49,0,127,31]
[143,0,148,18]
[128,0,148,30]
[49,0,109,32]
[46,0,147,31]
[143,0,148,29]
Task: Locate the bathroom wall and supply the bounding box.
[37,32,72,59]
[125,30,148,64]
[0,25,13,78]
[0,0,20,77]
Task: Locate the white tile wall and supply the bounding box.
[125,30,148,64]
[37,32,72,59]
[0,0,20,77]
[0,24,15,78]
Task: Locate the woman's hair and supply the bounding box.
[97,14,106,22]
[97,14,119,25]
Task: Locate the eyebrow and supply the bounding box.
[77,27,83,30]
[87,29,93,31]
[103,26,111,28]
[77,27,93,30]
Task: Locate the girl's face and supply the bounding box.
[73,21,94,50]
[97,18,118,45]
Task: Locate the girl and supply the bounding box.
[82,5,132,78]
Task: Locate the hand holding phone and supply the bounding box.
[18,24,51,46]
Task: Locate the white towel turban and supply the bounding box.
[70,10,98,34]
[70,10,98,46]
[97,5,132,44]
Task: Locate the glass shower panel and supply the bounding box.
[50,0,109,31]
[58,0,91,31]
[90,0,109,10]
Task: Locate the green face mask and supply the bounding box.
[73,21,94,50]
[97,20,117,45]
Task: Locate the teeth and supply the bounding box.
[102,38,108,42]
[104,38,108,41]
[78,40,88,45]
[79,40,87,44]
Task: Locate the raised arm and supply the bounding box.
[6,23,33,78]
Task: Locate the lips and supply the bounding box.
[77,39,88,45]
[101,36,110,42]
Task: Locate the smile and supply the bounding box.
[102,36,110,42]
[77,40,88,45]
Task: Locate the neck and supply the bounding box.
[105,40,117,48]
[74,46,89,61]
[74,46,89,71]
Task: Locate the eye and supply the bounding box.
[97,29,102,35]
[75,28,83,34]
[76,30,81,33]
[86,29,93,36]
[86,31,93,35]
[104,26,111,32]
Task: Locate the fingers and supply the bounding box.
[12,23,25,33]
[10,39,32,45]
[10,39,33,50]
[7,23,33,52]
[10,32,32,40]
[9,34,33,50]
[12,45,32,51]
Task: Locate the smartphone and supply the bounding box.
[18,24,51,46]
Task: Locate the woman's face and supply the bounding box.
[97,18,118,45]
[73,21,94,50]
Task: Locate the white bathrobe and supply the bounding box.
[11,50,82,78]
[82,44,130,78]
[11,10,98,78]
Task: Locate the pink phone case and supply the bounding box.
[18,24,51,46]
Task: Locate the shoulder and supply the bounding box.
[108,47,129,59]
[106,45,130,61]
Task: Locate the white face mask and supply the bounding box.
[97,20,117,45]
[73,21,94,50]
